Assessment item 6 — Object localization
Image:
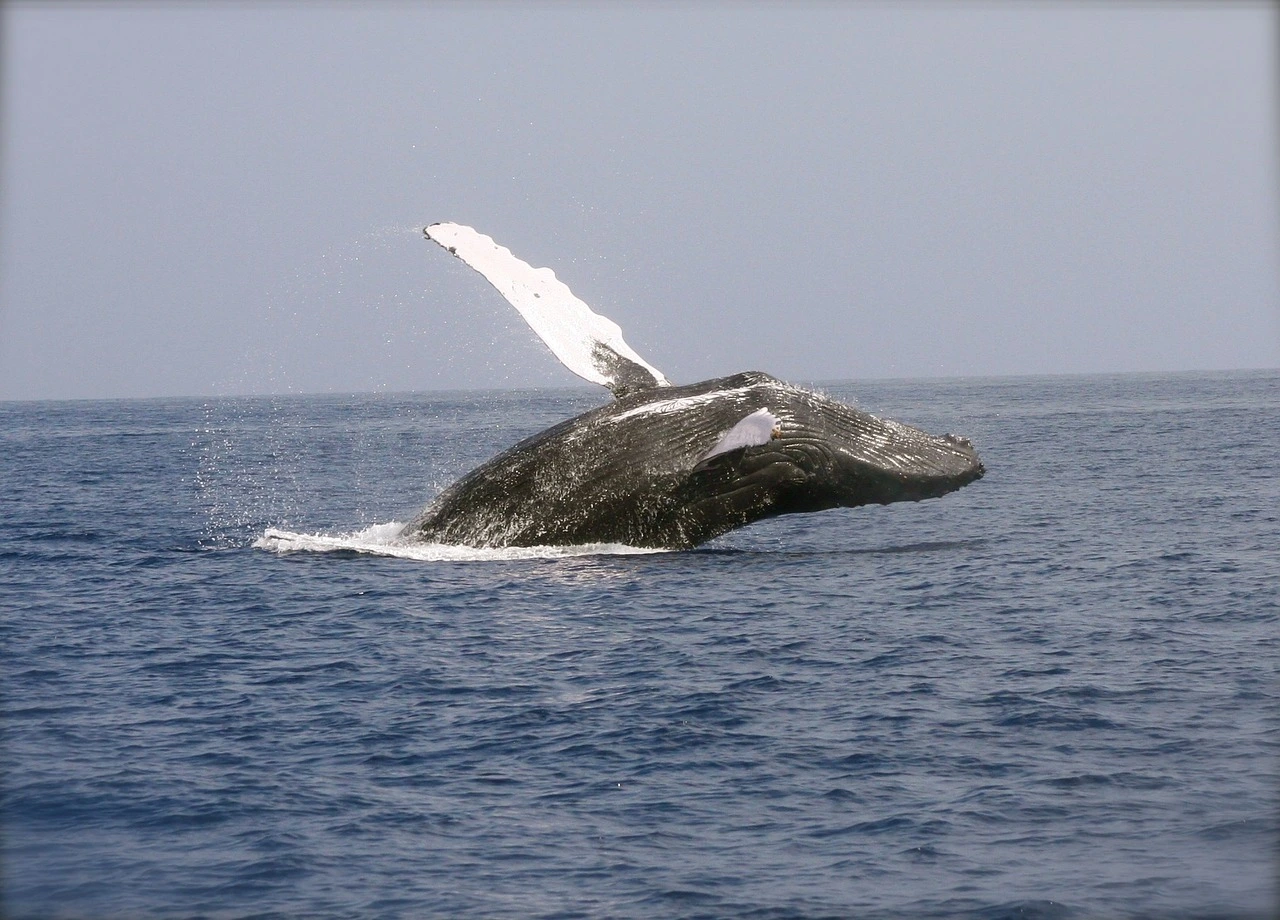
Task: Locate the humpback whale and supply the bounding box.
[402,223,983,550]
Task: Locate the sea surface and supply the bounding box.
[2,370,1277,919]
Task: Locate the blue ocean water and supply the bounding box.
[2,370,1277,919]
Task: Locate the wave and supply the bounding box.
[252,522,667,561]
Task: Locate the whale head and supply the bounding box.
[673,375,985,544]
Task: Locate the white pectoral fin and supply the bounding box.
[424,223,670,396]
[696,408,781,464]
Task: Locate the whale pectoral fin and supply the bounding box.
[693,408,781,468]
[424,222,671,396]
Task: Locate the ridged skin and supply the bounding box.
[403,372,984,549]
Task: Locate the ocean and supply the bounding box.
[2,370,1276,919]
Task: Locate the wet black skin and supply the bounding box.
[401,372,984,550]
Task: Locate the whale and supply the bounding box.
[401,223,984,550]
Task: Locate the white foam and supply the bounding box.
[253,522,667,561]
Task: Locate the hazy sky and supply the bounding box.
[1,2,1276,400]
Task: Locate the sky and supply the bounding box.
[1,2,1277,400]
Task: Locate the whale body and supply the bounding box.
[401,223,984,550]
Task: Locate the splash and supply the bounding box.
[253,522,667,561]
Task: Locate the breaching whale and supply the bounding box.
[402,223,984,550]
